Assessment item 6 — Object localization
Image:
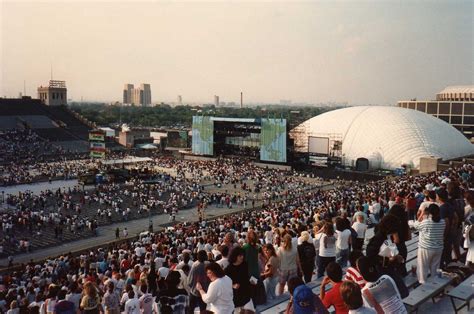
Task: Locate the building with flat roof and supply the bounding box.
[123,84,134,104]
[37,80,67,106]
[398,85,474,139]
[122,83,152,106]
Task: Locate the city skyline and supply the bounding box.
[1,1,472,105]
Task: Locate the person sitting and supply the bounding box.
[357,256,407,314]
[285,277,327,314]
[340,281,376,314]
[320,262,349,314]
[344,251,366,289]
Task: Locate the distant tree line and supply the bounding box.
[69,103,338,128]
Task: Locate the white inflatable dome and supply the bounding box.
[293,106,474,170]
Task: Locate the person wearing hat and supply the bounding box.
[357,256,406,314]
[284,277,327,314]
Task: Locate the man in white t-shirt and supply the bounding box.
[351,215,367,251]
[124,291,141,314]
[139,285,154,314]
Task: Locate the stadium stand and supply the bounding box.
[0,97,91,144]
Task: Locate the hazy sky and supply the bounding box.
[1,0,472,104]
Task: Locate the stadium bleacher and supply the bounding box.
[0,98,91,144]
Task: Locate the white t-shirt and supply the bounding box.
[139,293,154,314]
[313,233,322,252]
[352,222,367,239]
[319,234,336,257]
[124,297,141,314]
[201,276,235,314]
[336,229,351,250]
[361,275,407,314]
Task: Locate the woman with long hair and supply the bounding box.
[80,282,103,314]
[226,247,255,312]
[387,204,410,276]
[317,222,336,278]
[335,218,351,268]
[277,233,301,295]
[261,243,280,301]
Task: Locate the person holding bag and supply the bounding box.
[365,214,408,298]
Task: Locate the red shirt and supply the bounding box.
[322,282,349,314]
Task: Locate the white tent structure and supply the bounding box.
[292,106,474,170]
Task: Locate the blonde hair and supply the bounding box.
[300,231,310,243]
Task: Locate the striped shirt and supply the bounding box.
[345,267,366,288]
[414,218,445,250]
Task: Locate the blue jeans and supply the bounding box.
[263,276,278,300]
[336,248,349,268]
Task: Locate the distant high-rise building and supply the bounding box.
[214,95,219,106]
[38,80,67,106]
[124,83,152,106]
[140,84,151,106]
[123,84,134,104]
[177,95,182,105]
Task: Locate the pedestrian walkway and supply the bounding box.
[0,202,250,267]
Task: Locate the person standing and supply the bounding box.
[115,228,120,239]
[103,282,120,314]
[335,218,351,268]
[318,223,337,278]
[261,243,280,301]
[196,262,234,314]
[277,234,301,295]
[187,250,209,314]
[352,215,367,251]
[80,282,103,314]
[297,231,316,283]
[225,247,254,312]
[437,188,455,268]
[413,204,445,284]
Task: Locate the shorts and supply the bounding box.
[279,268,298,284]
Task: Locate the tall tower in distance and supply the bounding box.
[140,83,151,106]
[214,95,219,106]
[177,95,182,105]
[124,83,151,106]
[123,84,134,104]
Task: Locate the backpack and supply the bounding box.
[445,264,472,286]
[301,242,316,261]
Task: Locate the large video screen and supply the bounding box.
[192,116,214,155]
[167,130,188,148]
[308,137,329,155]
[260,118,287,163]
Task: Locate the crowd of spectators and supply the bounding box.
[0,158,317,257]
[0,158,473,313]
